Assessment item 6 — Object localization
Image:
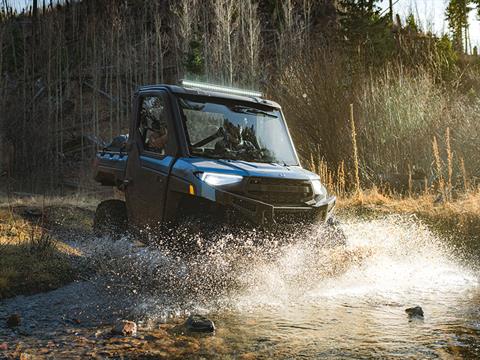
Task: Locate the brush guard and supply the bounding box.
[215,189,336,226]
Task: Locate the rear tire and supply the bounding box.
[93,199,128,239]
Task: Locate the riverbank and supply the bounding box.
[0,200,94,299]
[1,205,478,359]
[338,189,480,242]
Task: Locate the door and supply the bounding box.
[125,91,176,230]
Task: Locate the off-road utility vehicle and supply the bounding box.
[93,81,336,238]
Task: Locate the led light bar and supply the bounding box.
[181,80,262,98]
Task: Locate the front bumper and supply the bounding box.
[215,189,336,225]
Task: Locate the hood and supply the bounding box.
[180,158,319,181]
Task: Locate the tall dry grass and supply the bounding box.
[359,68,480,191]
[338,187,480,243]
[432,136,445,197]
[270,48,480,195]
[349,104,360,195]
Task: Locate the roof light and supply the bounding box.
[181,80,262,98]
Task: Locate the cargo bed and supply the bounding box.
[93,151,127,187]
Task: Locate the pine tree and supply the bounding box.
[446,0,472,53]
[338,0,394,63]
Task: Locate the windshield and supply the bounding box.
[179,97,298,165]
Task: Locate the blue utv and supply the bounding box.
[92,81,337,239]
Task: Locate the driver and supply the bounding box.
[147,120,168,153]
[215,120,242,152]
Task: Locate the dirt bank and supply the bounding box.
[0,202,93,299]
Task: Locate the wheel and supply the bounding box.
[93,199,128,238]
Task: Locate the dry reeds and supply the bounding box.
[460,157,468,192]
[432,135,445,199]
[408,164,413,197]
[336,160,346,198]
[350,103,361,195]
[445,127,453,200]
[338,191,480,242]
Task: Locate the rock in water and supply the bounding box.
[6,314,21,328]
[184,314,215,333]
[405,306,424,318]
[111,320,137,336]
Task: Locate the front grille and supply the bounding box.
[244,177,313,206]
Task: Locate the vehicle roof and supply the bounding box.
[136,84,281,109]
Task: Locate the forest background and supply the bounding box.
[1,0,480,199]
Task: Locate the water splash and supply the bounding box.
[78,214,478,319]
[2,214,479,358]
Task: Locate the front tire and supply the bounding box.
[93,199,128,239]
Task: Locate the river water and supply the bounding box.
[1,215,479,358]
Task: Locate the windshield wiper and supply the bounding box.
[270,161,289,167]
[230,105,278,118]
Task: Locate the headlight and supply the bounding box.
[311,179,327,198]
[198,172,243,186]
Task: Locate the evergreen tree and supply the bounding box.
[338,0,394,64]
[446,0,472,53]
[405,14,419,32]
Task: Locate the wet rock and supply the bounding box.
[405,306,424,318]
[184,314,215,333]
[6,314,21,328]
[111,320,137,336]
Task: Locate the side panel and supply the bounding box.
[125,90,178,230]
[125,153,174,229]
